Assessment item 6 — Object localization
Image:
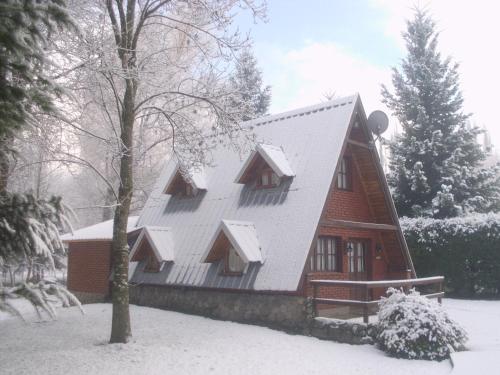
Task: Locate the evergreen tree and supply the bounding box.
[382,9,500,218]
[0,0,73,137]
[229,48,271,121]
[0,1,80,319]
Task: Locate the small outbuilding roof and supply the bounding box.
[202,220,263,264]
[61,216,139,242]
[130,226,174,262]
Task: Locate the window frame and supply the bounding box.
[144,254,161,273]
[336,156,352,191]
[256,167,280,189]
[310,236,341,272]
[223,247,246,276]
[346,238,368,273]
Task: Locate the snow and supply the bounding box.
[130,226,174,262]
[0,298,498,374]
[60,216,139,242]
[446,299,500,374]
[202,220,263,264]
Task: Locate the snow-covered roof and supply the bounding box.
[202,220,263,264]
[189,167,207,190]
[164,164,207,194]
[132,95,360,291]
[61,216,139,242]
[235,143,295,183]
[130,226,174,262]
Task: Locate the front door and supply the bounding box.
[347,239,369,300]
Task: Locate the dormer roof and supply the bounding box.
[130,226,174,263]
[163,164,207,195]
[202,219,263,264]
[235,143,295,184]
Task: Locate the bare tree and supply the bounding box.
[77,0,266,343]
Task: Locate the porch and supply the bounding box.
[310,276,445,323]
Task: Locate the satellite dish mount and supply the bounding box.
[367,110,389,141]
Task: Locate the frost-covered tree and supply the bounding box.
[382,9,500,218]
[229,48,271,120]
[88,0,266,344]
[0,0,81,319]
[0,0,74,192]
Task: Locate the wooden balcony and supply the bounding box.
[310,276,445,323]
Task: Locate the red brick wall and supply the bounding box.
[324,149,373,222]
[303,143,397,303]
[67,241,112,296]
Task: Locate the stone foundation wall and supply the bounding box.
[310,317,377,345]
[129,284,313,332]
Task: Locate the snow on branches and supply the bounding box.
[0,193,72,271]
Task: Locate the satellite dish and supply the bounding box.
[367,110,389,136]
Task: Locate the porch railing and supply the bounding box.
[310,276,445,323]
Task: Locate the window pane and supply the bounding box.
[228,248,245,273]
[271,172,280,186]
[347,242,354,272]
[357,243,365,272]
[261,172,269,186]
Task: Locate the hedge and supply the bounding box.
[401,213,500,297]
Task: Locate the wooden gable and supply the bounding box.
[303,100,415,285]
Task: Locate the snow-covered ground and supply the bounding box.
[0,298,498,375]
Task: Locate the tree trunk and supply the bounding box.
[0,135,13,194]
[109,79,136,344]
[102,155,115,221]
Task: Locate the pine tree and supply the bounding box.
[229,48,271,121]
[0,1,80,318]
[382,9,500,218]
[0,0,73,137]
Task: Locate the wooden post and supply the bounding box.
[363,284,369,324]
[437,281,443,304]
[312,283,318,317]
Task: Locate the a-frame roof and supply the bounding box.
[132,95,371,291]
[202,220,263,264]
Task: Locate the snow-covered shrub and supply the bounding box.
[376,288,467,361]
[401,213,500,297]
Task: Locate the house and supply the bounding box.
[66,94,415,329]
[61,217,139,302]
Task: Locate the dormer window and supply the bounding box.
[163,164,206,197]
[336,156,352,190]
[129,226,174,273]
[202,219,263,276]
[235,143,295,187]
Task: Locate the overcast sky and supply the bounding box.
[238,0,500,150]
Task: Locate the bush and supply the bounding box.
[401,213,500,297]
[376,288,467,361]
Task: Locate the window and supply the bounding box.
[226,247,246,274]
[184,183,194,197]
[336,156,352,190]
[347,240,366,273]
[144,254,160,273]
[257,168,280,188]
[310,236,340,272]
